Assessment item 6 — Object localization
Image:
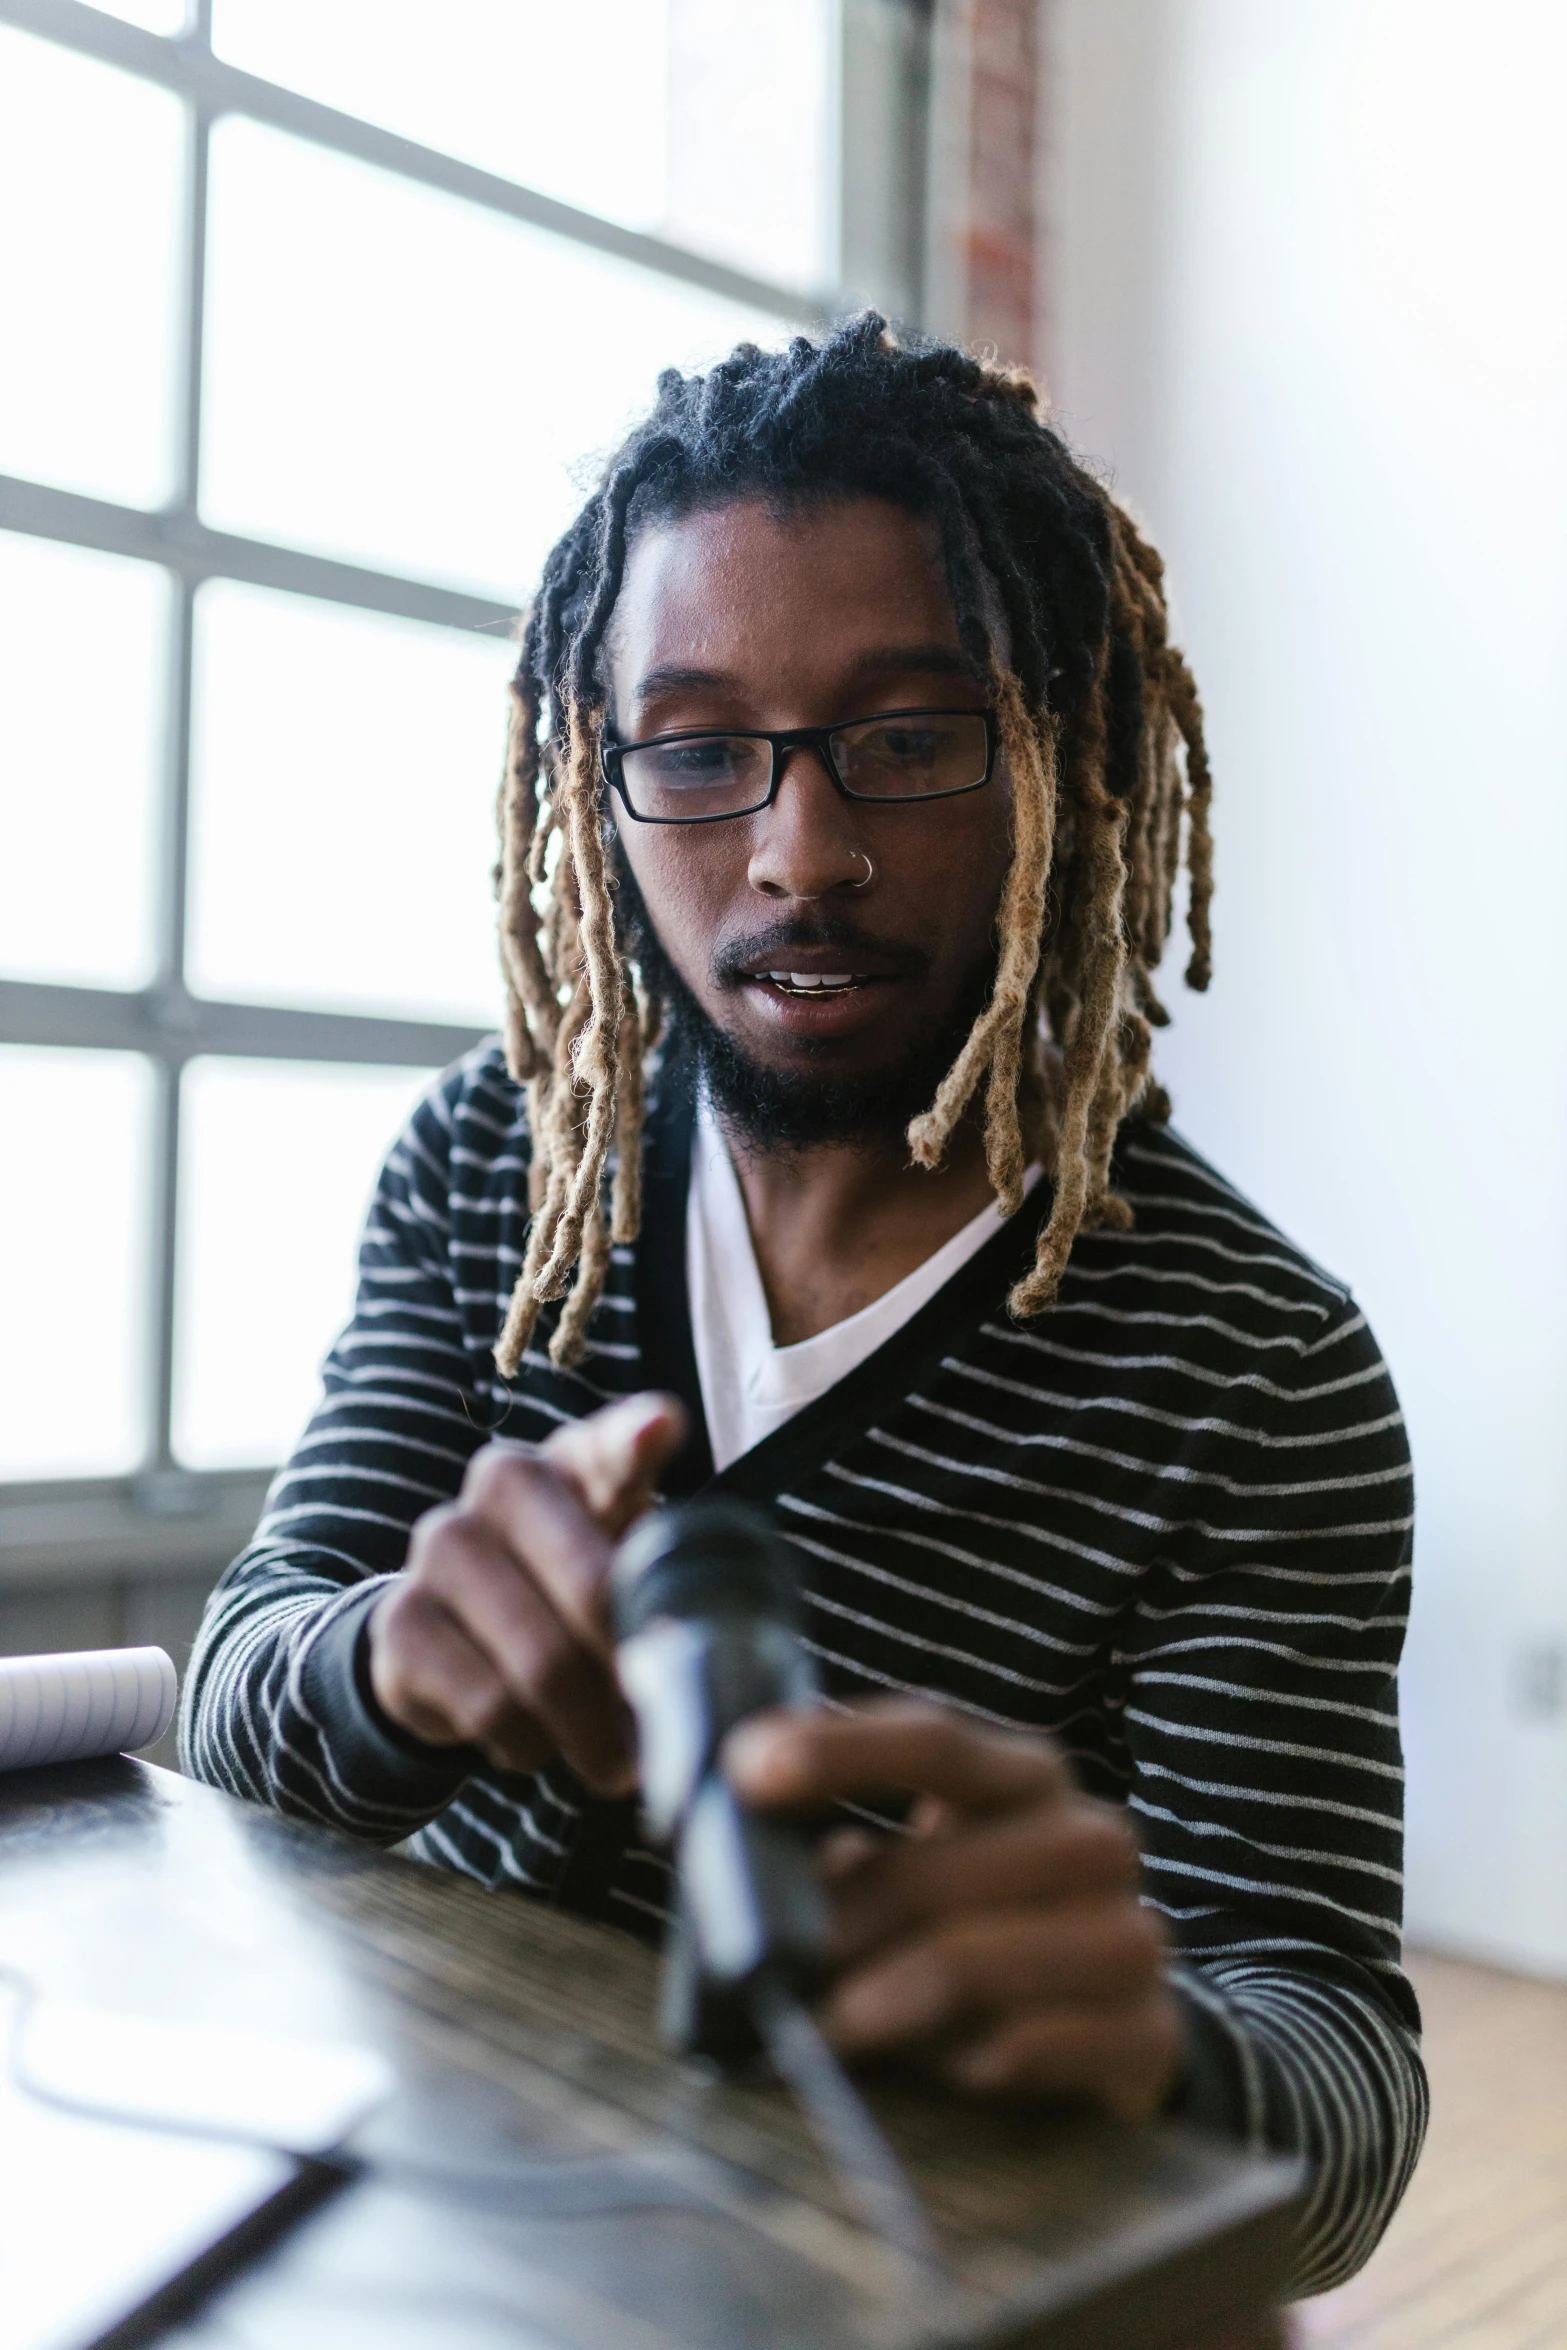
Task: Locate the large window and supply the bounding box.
[1,0,930,1574]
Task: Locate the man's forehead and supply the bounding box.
[606,494,966,697]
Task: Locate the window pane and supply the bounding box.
[663,0,838,293]
[0,29,183,509]
[0,534,167,989]
[172,1058,436,1471]
[186,582,510,1024]
[209,0,838,292]
[97,2,188,29]
[0,1048,152,1480]
[211,0,669,235]
[200,119,784,598]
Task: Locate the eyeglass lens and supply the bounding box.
[617,710,989,821]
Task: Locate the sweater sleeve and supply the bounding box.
[1122,1296,1427,2296]
[178,1065,496,1838]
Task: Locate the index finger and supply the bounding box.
[458,1442,622,1661]
[460,1393,686,1657]
[724,1698,1069,1817]
[541,1392,687,1536]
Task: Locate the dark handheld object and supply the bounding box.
[612,1500,829,2062]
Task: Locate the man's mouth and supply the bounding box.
[759,970,864,995]
[724,937,919,994]
[713,925,927,1035]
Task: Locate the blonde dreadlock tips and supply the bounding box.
[904,665,1057,1218]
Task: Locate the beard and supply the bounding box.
[611,841,995,1154]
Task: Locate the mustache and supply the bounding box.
[712,918,930,987]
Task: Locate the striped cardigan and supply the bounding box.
[180,1042,1426,2292]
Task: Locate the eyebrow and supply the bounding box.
[632,644,982,701]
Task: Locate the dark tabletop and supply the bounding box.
[0,1758,1300,2349]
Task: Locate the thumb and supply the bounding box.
[540,1391,688,1538]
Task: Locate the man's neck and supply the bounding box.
[715,1105,1001,1347]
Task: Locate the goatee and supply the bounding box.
[611,844,993,1154]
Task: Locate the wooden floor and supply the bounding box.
[1293,1949,1567,2349]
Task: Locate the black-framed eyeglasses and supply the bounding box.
[600,706,997,825]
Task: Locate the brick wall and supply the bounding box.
[930,0,1042,368]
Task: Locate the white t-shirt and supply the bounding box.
[686,1095,1043,1474]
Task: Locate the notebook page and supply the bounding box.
[0,1648,176,1771]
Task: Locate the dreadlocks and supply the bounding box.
[492,315,1213,1377]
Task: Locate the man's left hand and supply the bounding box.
[723,1698,1184,2121]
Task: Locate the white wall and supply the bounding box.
[1042,0,1567,1971]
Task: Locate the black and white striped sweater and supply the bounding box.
[180,1042,1426,2293]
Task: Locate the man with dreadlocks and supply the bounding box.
[182,318,1423,2295]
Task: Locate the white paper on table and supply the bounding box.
[20,2005,396,2157]
[0,1991,301,2350]
[0,1647,176,1770]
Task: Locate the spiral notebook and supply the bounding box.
[0,1648,176,1773]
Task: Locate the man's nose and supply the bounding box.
[746,745,870,901]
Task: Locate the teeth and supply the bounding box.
[765,971,858,991]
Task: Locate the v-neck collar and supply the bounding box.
[633,1084,1055,1504]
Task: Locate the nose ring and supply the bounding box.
[848,850,874,890]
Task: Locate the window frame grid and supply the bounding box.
[0,0,931,1574]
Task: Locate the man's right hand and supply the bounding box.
[367,1392,687,1792]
